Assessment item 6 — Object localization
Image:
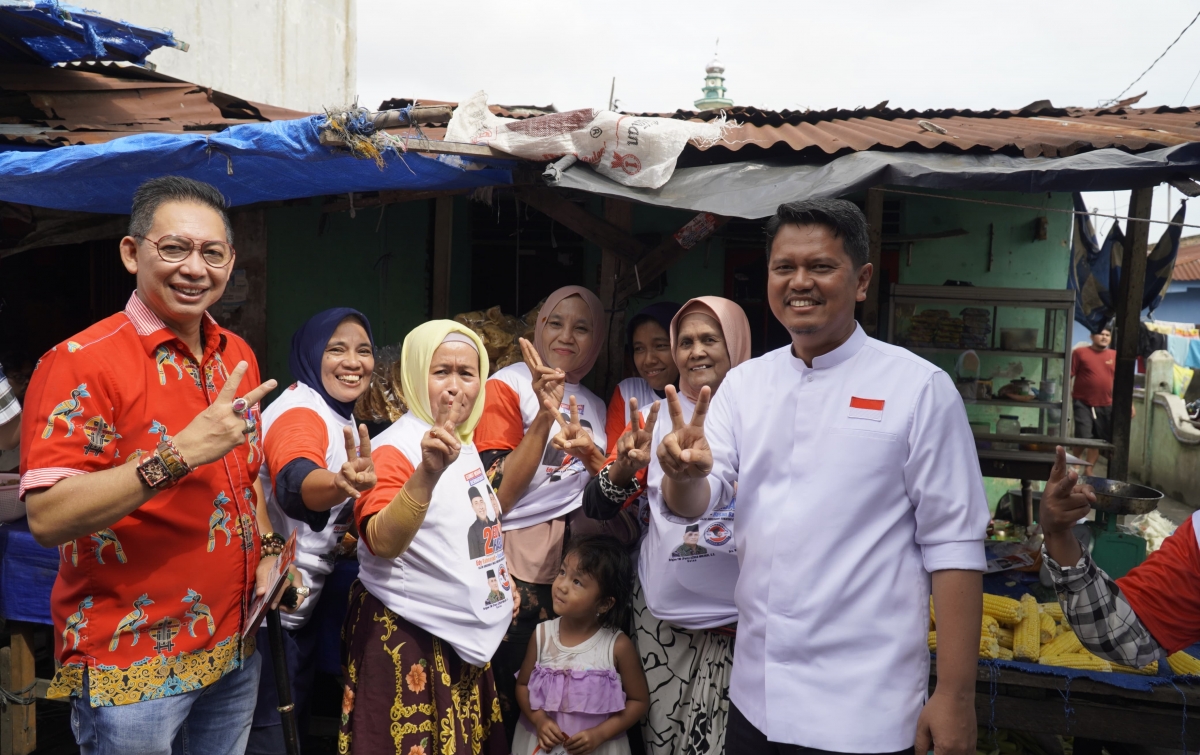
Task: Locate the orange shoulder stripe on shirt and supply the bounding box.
[263,406,329,486]
[354,444,416,550]
[605,385,628,455]
[474,379,525,452]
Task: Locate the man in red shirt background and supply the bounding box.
[21,176,300,755]
[1071,324,1122,475]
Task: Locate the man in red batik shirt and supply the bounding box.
[21,176,301,755]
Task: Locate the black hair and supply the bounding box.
[626,313,665,346]
[467,486,482,500]
[563,535,632,630]
[764,198,870,268]
[129,176,233,244]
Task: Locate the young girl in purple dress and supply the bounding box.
[514,536,649,755]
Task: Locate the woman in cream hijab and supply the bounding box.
[340,321,511,755]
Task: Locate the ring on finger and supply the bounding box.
[294,587,310,598]
[242,417,255,435]
[231,397,249,416]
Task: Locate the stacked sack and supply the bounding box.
[928,593,1200,675]
[960,308,993,349]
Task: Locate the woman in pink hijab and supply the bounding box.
[474,285,612,742]
[583,296,751,755]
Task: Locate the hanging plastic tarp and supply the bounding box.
[0,115,515,215]
[1069,192,1184,334]
[0,0,184,66]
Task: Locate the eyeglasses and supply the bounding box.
[135,234,236,268]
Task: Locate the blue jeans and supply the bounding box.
[69,651,262,755]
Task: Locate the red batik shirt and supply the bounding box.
[20,292,264,707]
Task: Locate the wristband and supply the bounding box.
[261,532,285,558]
[156,439,191,481]
[598,462,641,503]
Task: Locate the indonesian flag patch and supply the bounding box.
[848,396,885,421]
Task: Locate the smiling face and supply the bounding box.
[540,295,594,375]
[675,312,732,397]
[471,493,488,521]
[631,319,677,391]
[767,223,872,364]
[119,201,232,334]
[321,317,374,404]
[488,489,501,519]
[426,341,482,424]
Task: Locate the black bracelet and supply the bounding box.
[598,462,641,503]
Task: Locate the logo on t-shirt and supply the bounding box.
[703,522,732,547]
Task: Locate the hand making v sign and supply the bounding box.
[420,395,463,477]
[609,396,660,486]
[334,424,376,500]
[546,394,605,475]
[657,385,713,480]
[173,360,277,466]
[519,336,565,418]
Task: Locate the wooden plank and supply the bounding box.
[513,187,646,263]
[861,187,884,336]
[321,189,468,214]
[595,199,634,402]
[6,623,37,754]
[316,131,517,160]
[1,644,11,755]
[431,197,454,319]
[613,213,730,306]
[977,691,1200,748]
[1110,186,1153,482]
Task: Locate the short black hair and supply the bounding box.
[129,176,233,244]
[764,198,870,268]
[563,535,632,630]
[468,486,482,500]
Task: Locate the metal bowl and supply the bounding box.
[1078,476,1163,515]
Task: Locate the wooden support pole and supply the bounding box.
[613,212,729,305]
[595,198,634,402]
[1109,186,1153,482]
[1,623,38,754]
[513,186,647,263]
[431,196,454,319]
[861,187,885,336]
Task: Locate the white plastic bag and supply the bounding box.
[445,91,729,189]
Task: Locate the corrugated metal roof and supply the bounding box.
[1175,236,1200,281]
[0,61,308,147]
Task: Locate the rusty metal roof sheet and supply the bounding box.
[1174,236,1200,281]
[0,61,309,147]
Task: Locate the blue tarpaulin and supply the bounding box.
[1069,192,1185,334]
[0,0,181,66]
[0,116,515,214]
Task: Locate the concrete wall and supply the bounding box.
[86,0,356,113]
[1131,352,1200,505]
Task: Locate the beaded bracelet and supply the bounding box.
[260,532,286,558]
[598,462,641,503]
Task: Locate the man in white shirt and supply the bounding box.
[657,198,989,755]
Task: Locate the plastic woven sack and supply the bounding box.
[445,91,729,189]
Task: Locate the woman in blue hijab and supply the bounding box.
[249,308,377,754]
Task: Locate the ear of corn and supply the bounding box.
[1040,602,1064,622]
[1038,612,1057,644]
[1168,652,1200,677]
[1040,652,1112,672]
[929,596,936,628]
[928,631,937,653]
[1039,629,1082,658]
[981,615,1000,638]
[995,626,1014,650]
[997,646,1014,661]
[1012,595,1041,661]
[980,635,1001,660]
[1112,661,1158,675]
[983,594,1025,626]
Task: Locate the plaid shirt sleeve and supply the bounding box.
[1043,543,1167,668]
[0,363,20,425]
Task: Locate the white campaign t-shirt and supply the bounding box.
[259,382,355,630]
[638,393,738,630]
[477,362,607,531]
[355,412,512,666]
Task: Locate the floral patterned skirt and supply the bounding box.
[338,580,508,755]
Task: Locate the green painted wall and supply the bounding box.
[265,200,431,397]
[895,190,1074,511]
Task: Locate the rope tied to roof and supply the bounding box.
[321,105,420,171]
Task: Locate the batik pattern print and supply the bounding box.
[62,597,94,650]
[82,415,121,457]
[183,359,202,390]
[91,529,127,564]
[154,346,184,385]
[109,593,154,652]
[148,420,170,442]
[208,492,233,552]
[60,540,80,567]
[632,579,733,755]
[183,589,215,637]
[338,580,506,755]
[42,383,89,438]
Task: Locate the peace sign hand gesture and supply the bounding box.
[334,424,376,500]
[420,396,463,477]
[612,397,660,479]
[657,385,713,481]
[546,395,605,475]
[174,361,278,467]
[520,337,565,420]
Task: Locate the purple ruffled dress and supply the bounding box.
[512,619,630,755]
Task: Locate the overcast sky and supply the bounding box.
[357,0,1200,233]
